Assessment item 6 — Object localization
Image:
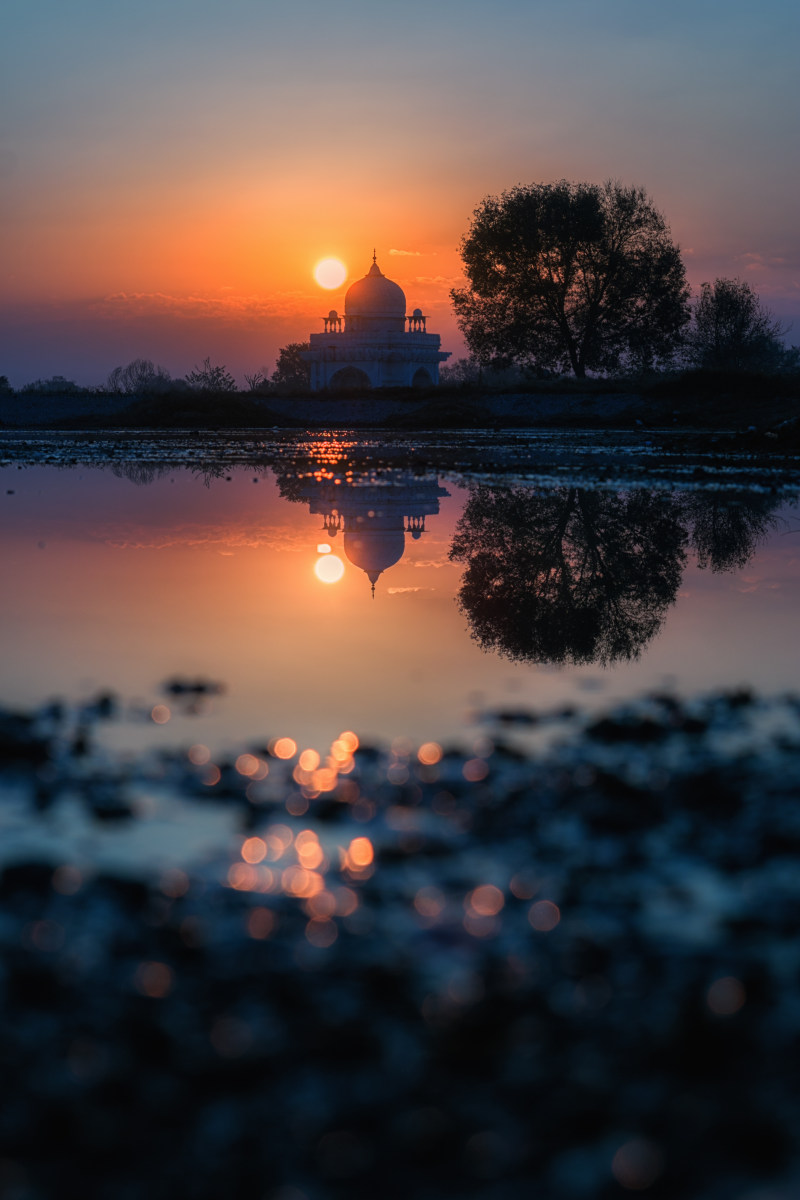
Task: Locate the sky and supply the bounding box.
[1,0,798,387]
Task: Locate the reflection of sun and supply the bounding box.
[315,554,345,583]
[314,258,347,289]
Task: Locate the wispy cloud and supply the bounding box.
[389,248,422,257]
[94,290,313,323]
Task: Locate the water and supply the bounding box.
[2,432,799,760]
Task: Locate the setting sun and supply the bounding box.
[314,258,347,290]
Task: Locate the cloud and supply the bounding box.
[389,248,422,257]
[386,586,435,594]
[93,290,313,323]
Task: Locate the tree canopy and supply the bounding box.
[451,179,690,377]
[272,343,311,392]
[685,277,787,373]
[107,359,171,394]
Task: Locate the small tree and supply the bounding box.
[0,375,13,395]
[271,343,311,392]
[244,369,272,392]
[107,358,171,394]
[685,278,787,373]
[452,179,690,378]
[185,357,238,393]
[439,356,482,385]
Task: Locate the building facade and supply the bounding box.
[303,254,450,391]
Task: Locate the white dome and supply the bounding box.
[345,260,406,318]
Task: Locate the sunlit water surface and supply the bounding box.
[2,447,799,764]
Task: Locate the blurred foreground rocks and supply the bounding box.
[1,691,800,1199]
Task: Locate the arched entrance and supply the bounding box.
[412,367,433,388]
[330,366,372,391]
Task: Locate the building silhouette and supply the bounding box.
[303,253,450,390]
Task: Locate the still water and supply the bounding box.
[2,433,799,758]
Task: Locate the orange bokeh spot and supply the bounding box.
[348,837,374,867]
[247,907,276,939]
[188,743,211,765]
[202,764,221,787]
[271,737,297,760]
[282,866,324,898]
[305,889,337,918]
[228,863,259,890]
[462,757,490,782]
[466,884,504,917]
[298,748,320,772]
[418,741,443,766]
[305,917,338,947]
[235,753,260,777]
[241,837,267,864]
[151,704,171,725]
[338,731,359,754]
[529,900,561,932]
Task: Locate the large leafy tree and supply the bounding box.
[685,277,786,372]
[451,179,690,377]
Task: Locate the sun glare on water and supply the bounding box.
[314,258,347,289]
[314,554,345,584]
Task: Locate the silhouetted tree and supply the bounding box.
[20,375,80,394]
[681,492,782,572]
[450,486,687,665]
[440,356,482,385]
[0,375,12,395]
[244,369,271,392]
[451,180,690,378]
[107,358,171,394]
[185,357,238,393]
[685,278,787,373]
[272,343,311,392]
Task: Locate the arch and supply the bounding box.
[412,367,433,388]
[330,366,372,392]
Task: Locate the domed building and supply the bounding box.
[303,253,450,390]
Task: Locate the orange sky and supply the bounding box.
[2,1,798,385]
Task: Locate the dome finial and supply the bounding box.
[372,247,377,265]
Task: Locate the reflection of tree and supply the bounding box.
[681,493,781,573]
[110,463,171,487]
[450,487,687,666]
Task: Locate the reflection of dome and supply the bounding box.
[344,527,405,593]
[345,260,406,318]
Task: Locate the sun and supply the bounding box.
[314,258,347,290]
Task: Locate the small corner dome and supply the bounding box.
[412,307,423,318]
[345,258,406,317]
[328,309,338,320]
